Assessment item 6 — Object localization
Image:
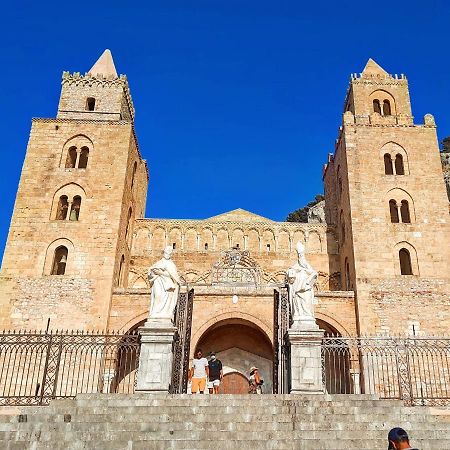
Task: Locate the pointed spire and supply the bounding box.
[88,49,118,77]
[361,58,389,77]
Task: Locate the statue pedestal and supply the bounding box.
[288,321,324,394]
[135,320,177,393]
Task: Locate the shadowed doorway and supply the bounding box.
[195,318,273,394]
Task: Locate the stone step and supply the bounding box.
[2,411,443,426]
[3,419,449,433]
[5,428,448,442]
[0,439,398,450]
[50,400,406,410]
[0,421,449,440]
[42,405,430,416]
[2,394,449,450]
[1,436,448,450]
[57,393,395,405]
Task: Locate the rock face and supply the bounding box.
[1,394,450,449]
[307,200,326,223]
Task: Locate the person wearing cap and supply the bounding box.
[248,367,263,394]
[388,427,419,450]
[207,352,223,394]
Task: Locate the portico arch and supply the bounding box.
[191,311,272,355]
[317,317,354,394]
[194,317,274,394]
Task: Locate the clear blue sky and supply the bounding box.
[1,1,449,260]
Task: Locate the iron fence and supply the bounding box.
[0,330,140,406]
[322,336,450,406]
[1,331,449,406]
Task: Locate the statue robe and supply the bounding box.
[287,256,318,321]
[148,257,180,321]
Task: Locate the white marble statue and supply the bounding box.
[287,242,318,326]
[147,246,181,322]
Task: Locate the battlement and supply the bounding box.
[350,72,407,82]
[343,59,413,120]
[57,51,135,122]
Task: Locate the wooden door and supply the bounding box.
[221,372,249,394]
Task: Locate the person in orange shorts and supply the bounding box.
[189,348,209,394]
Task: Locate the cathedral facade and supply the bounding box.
[0,51,449,388]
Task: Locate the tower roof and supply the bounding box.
[361,58,389,77]
[88,49,118,77]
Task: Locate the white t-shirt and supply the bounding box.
[192,357,208,378]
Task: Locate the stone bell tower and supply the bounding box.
[0,50,148,330]
[323,59,450,335]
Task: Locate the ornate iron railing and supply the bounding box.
[322,336,450,406]
[170,289,194,394]
[1,331,449,406]
[273,287,291,394]
[0,330,140,406]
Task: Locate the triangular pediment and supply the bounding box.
[206,208,274,223]
[361,58,389,77]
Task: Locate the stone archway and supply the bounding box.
[317,318,352,394]
[195,318,273,394]
[113,319,145,393]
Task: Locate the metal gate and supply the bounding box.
[170,289,194,393]
[273,286,291,394]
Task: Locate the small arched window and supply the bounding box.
[56,195,69,220]
[131,162,137,190]
[340,211,345,241]
[51,246,68,275]
[400,200,411,223]
[78,147,89,169]
[373,100,381,114]
[69,196,81,221]
[389,200,399,223]
[395,154,405,175]
[65,147,77,168]
[345,258,351,290]
[383,100,391,116]
[118,255,125,286]
[204,243,208,251]
[125,208,133,241]
[384,153,394,175]
[399,248,413,275]
[86,97,96,111]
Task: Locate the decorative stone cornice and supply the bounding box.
[32,117,131,125]
[135,217,328,229]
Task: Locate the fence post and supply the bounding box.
[39,334,64,405]
[39,334,52,406]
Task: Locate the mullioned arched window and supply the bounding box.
[61,135,93,169]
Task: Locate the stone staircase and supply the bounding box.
[1,394,450,449]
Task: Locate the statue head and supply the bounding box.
[295,241,305,255]
[163,245,174,259]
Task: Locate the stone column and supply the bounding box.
[102,369,116,393]
[288,322,324,394]
[350,369,361,394]
[136,320,177,393]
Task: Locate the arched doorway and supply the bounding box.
[317,319,352,394]
[195,318,273,394]
[112,320,144,393]
[222,371,249,394]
